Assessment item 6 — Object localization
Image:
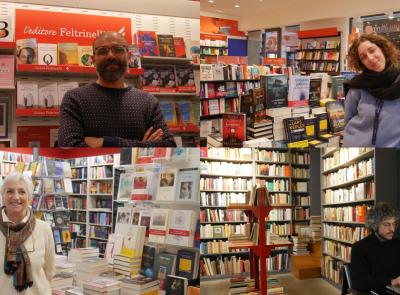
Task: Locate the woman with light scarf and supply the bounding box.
[0,173,55,294]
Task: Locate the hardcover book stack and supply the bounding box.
[120,276,159,295]
[82,278,122,295]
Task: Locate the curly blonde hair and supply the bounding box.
[347,33,400,72]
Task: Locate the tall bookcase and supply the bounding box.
[290,149,311,235]
[320,147,398,288]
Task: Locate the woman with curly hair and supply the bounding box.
[344,33,400,147]
[350,203,400,294]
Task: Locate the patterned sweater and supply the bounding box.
[58,82,176,147]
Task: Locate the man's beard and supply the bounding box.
[96,59,127,81]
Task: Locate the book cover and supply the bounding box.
[128,44,141,68]
[200,64,214,81]
[157,168,178,201]
[116,207,132,225]
[157,34,176,57]
[166,210,195,247]
[263,74,288,108]
[43,179,55,195]
[78,46,93,67]
[139,210,152,231]
[38,43,57,65]
[0,15,13,42]
[176,249,197,279]
[16,80,39,108]
[131,172,152,200]
[314,112,329,136]
[159,66,176,91]
[156,253,177,290]
[120,225,146,258]
[166,275,188,295]
[142,67,161,92]
[176,168,199,202]
[149,208,170,244]
[176,66,196,92]
[288,75,310,107]
[140,244,157,278]
[325,100,345,133]
[0,55,15,87]
[173,37,186,58]
[63,178,73,193]
[160,101,178,126]
[38,81,58,109]
[58,81,79,105]
[330,76,345,99]
[304,117,318,140]
[53,228,62,244]
[175,101,194,125]
[117,173,134,201]
[309,78,322,107]
[58,43,79,65]
[16,38,38,64]
[105,233,124,264]
[136,31,159,56]
[222,113,246,147]
[283,116,307,143]
[186,40,200,64]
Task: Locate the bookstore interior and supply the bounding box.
[0,147,200,295]
[199,0,400,148]
[200,147,400,295]
[0,0,200,147]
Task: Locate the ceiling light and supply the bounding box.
[235,4,240,8]
[209,0,214,2]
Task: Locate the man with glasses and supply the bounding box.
[350,203,400,295]
[58,31,176,147]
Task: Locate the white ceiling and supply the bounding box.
[3,0,200,18]
[200,0,314,17]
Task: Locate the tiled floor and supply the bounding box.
[277,274,341,295]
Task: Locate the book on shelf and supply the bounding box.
[222,113,246,147]
[166,275,188,295]
[148,208,170,244]
[262,74,288,109]
[157,34,176,57]
[135,31,159,57]
[176,168,199,202]
[58,43,79,65]
[288,75,310,107]
[166,210,197,247]
[16,38,38,64]
[131,172,153,200]
[128,44,141,69]
[176,249,199,280]
[325,100,345,133]
[119,225,147,258]
[330,76,345,99]
[78,45,93,67]
[140,244,157,279]
[173,37,187,58]
[309,78,322,107]
[156,252,177,290]
[176,66,196,92]
[283,116,308,147]
[117,173,134,201]
[157,168,178,201]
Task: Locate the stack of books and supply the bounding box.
[82,278,122,295]
[113,254,142,278]
[68,247,99,263]
[291,236,310,255]
[75,257,110,287]
[120,275,159,295]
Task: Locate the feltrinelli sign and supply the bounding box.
[15,9,133,45]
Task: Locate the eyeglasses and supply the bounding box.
[381,222,398,228]
[94,45,127,56]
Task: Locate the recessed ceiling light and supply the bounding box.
[209,0,214,2]
[235,4,240,8]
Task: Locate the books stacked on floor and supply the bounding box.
[309,215,322,242]
[75,257,110,287]
[291,236,310,255]
[68,247,99,263]
[120,275,159,295]
[82,278,122,295]
[267,276,287,295]
[230,276,256,294]
[54,254,75,275]
[113,254,142,278]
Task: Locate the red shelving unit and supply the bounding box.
[228,187,293,294]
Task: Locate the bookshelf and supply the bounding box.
[290,149,311,235]
[87,154,117,256]
[295,33,341,75]
[69,157,89,248]
[320,147,398,289]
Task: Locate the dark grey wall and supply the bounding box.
[309,148,321,216]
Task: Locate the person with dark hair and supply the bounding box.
[350,203,400,294]
[58,31,176,147]
[344,33,400,147]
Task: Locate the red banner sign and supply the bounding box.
[16,9,132,45]
[17,125,59,147]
